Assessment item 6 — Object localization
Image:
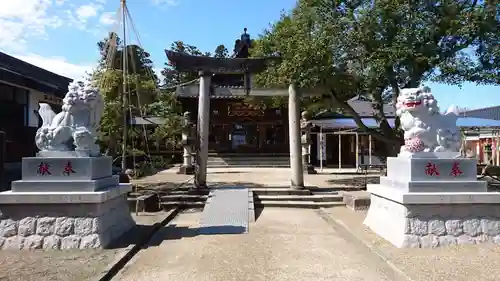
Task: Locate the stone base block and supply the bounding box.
[364,188,500,248]
[11,175,120,192]
[177,165,194,175]
[342,191,371,211]
[305,165,317,174]
[21,156,112,181]
[0,185,135,250]
[128,194,159,212]
[386,156,477,182]
[378,177,487,193]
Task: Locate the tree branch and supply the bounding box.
[327,90,400,145]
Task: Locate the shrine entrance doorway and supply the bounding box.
[231,119,259,152]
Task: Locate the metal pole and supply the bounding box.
[0,131,5,192]
[120,0,128,172]
[320,126,323,172]
[495,131,500,166]
[338,133,342,170]
[355,132,359,170]
[368,134,372,165]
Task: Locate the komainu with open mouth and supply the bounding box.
[395,86,460,155]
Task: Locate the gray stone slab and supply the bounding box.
[11,175,119,192]
[367,184,500,204]
[364,192,500,248]
[199,187,250,235]
[387,157,477,182]
[0,194,135,250]
[37,151,95,158]
[0,183,131,204]
[379,177,487,193]
[21,156,112,181]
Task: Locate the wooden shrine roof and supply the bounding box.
[0,51,72,96]
[165,50,280,74]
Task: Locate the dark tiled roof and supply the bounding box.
[314,96,395,119]
[165,50,279,73]
[464,106,500,121]
[0,52,72,96]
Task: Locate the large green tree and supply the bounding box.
[91,32,176,159]
[252,0,499,154]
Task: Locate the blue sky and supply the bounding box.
[0,0,497,110]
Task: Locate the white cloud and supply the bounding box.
[55,0,66,5]
[99,12,116,26]
[0,0,62,52]
[12,53,94,81]
[76,4,100,22]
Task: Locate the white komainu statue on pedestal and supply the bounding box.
[396,86,460,156]
[35,81,104,157]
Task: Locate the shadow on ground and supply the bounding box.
[326,171,362,175]
[145,224,246,247]
[327,176,380,187]
[106,224,157,249]
[208,171,245,174]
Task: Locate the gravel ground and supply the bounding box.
[0,212,173,281]
[0,248,119,281]
[115,208,406,281]
[322,207,500,281]
[131,167,369,189]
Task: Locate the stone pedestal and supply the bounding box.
[178,164,194,175]
[0,156,135,250]
[364,152,500,248]
[178,111,195,175]
[300,111,316,175]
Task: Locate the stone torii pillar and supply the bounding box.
[195,71,211,188]
[288,84,304,189]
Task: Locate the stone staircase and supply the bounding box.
[207,153,290,168]
[134,185,350,210]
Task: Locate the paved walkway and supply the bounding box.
[116,208,405,281]
[132,167,365,188]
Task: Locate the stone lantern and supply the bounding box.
[178,111,195,174]
[300,111,317,174]
[484,141,493,165]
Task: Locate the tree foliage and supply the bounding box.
[91,32,180,158]
[252,0,499,151]
[214,44,229,58]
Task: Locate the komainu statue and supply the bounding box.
[35,81,104,157]
[395,86,460,156]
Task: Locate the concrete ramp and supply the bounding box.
[198,187,253,235]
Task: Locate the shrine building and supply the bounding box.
[165,29,396,168]
[0,51,72,164]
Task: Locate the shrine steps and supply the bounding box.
[253,192,344,208]
[152,186,348,210]
[207,154,290,168]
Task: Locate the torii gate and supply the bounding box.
[165,49,307,189]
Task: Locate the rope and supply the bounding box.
[96,0,211,178]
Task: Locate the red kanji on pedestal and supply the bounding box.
[62,161,76,176]
[450,161,463,177]
[37,162,51,176]
[425,162,440,176]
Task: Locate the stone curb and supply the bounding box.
[315,208,415,281]
[89,208,182,281]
